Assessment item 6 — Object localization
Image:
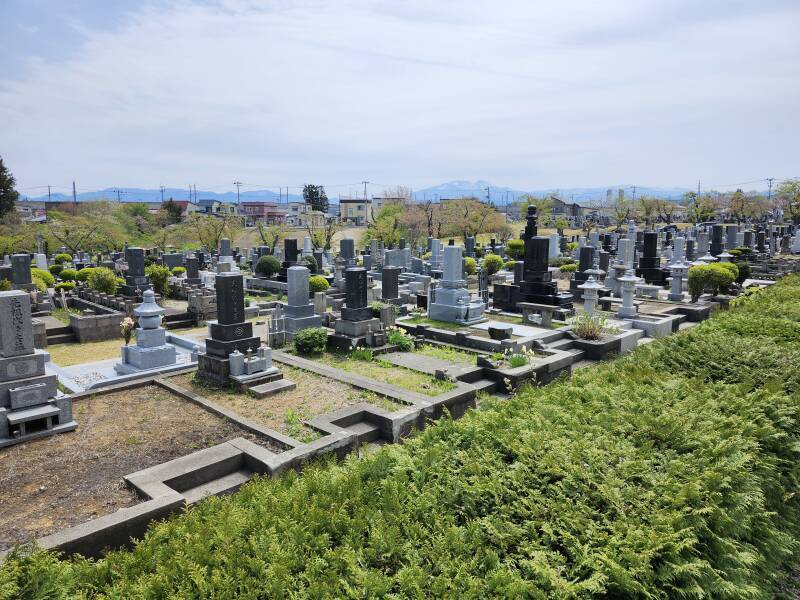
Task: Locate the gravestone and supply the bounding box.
[120,247,151,298]
[709,225,725,257]
[0,291,76,447]
[185,256,201,285]
[636,232,666,284]
[197,273,265,386]
[340,239,356,267]
[115,289,177,374]
[428,245,486,324]
[381,266,401,303]
[331,267,381,348]
[10,254,33,290]
[284,266,322,334]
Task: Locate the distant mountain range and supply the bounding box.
[22,181,699,205]
[411,180,694,204]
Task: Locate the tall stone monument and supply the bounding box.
[284,266,322,334]
[121,247,151,298]
[0,291,76,447]
[427,245,485,324]
[330,267,381,349]
[197,272,268,386]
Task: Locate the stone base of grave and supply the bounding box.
[229,367,283,392]
[0,397,77,449]
[114,344,177,375]
[328,317,382,350]
[428,301,486,325]
[196,354,235,387]
[284,304,322,333]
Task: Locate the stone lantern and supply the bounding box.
[617,269,640,318]
[578,275,604,317]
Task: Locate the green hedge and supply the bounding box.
[2,277,800,597]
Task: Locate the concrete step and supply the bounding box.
[249,378,297,398]
[47,333,77,345]
[46,325,73,336]
[547,337,576,351]
[472,378,498,394]
[165,319,195,330]
[182,468,252,504]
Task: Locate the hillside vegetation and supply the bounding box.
[2,277,800,598]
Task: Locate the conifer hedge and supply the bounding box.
[2,277,800,598]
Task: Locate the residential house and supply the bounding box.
[239,201,287,226]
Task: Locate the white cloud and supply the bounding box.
[1,0,799,194]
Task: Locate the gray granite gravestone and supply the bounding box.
[428,245,485,324]
[0,291,76,447]
[284,266,322,334]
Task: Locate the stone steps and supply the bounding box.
[249,378,297,398]
[471,378,499,395]
[182,468,253,504]
[164,319,195,330]
[47,332,77,345]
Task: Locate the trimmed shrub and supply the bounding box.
[464,256,477,275]
[74,267,94,283]
[481,254,504,276]
[559,263,577,273]
[4,277,800,598]
[48,264,63,277]
[734,260,751,284]
[145,264,171,296]
[505,238,524,259]
[688,263,736,300]
[53,253,72,265]
[30,268,54,287]
[302,255,318,272]
[0,280,10,291]
[87,267,118,295]
[293,327,328,354]
[59,268,78,282]
[549,256,575,267]
[504,259,517,270]
[30,275,46,293]
[422,251,432,260]
[54,281,76,293]
[171,266,186,276]
[256,255,281,278]
[308,275,330,293]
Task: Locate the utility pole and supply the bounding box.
[72,181,77,212]
[362,181,369,201]
[233,181,242,205]
[632,185,637,203]
[47,185,51,203]
[697,179,701,197]
[766,177,775,206]
[160,186,165,202]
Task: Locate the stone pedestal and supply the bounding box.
[0,291,76,447]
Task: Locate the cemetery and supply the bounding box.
[1,214,800,596]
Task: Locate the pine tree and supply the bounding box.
[0,155,20,218]
[302,184,329,213]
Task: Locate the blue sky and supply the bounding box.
[1,0,799,197]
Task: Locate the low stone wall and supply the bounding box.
[67,297,124,343]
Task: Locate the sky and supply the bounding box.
[1,0,799,198]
